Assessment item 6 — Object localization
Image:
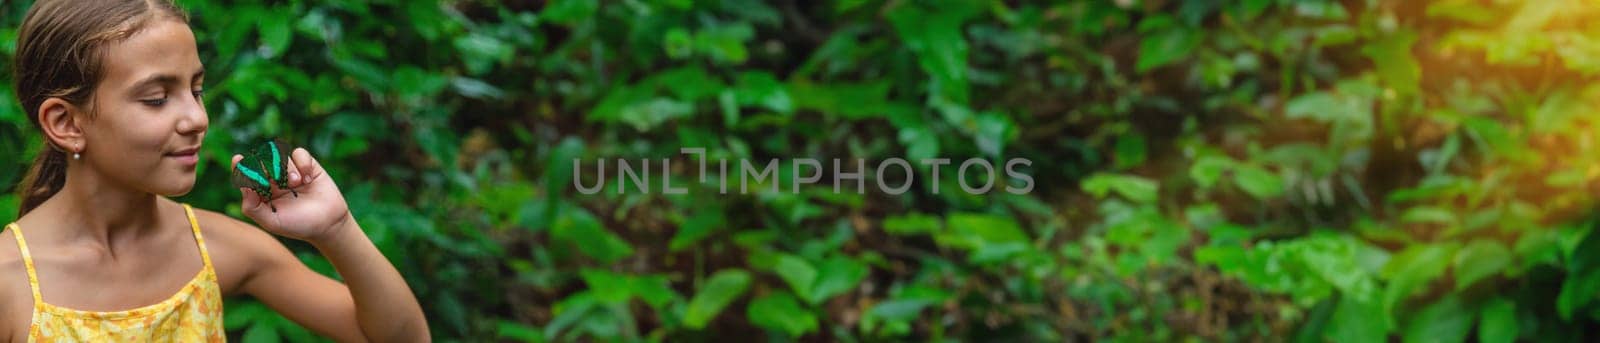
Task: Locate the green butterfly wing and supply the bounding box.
[262,140,297,197]
[262,140,292,186]
[231,148,272,193]
[232,139,296,212]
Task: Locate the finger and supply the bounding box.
[284,150,302,186]
[231,154,243,170]
[239,187,261,213]
[291,148,321,184]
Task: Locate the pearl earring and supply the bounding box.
[73,152,80,160]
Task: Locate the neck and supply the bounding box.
[37,161,168,247]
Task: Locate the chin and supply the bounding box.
[153,179,198,197]
[156,187,195,197]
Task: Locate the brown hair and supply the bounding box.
[11,0,188,216]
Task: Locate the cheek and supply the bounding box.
[92,111,167,150]
[85,111,171,175]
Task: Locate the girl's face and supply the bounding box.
[80,18,207,196]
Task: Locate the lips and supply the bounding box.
[168,146,200,167]
[168,147,200,156]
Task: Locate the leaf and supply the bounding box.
[1292,297,1337,343]
[242,323,281,343]
[973,111,1015,157]
[1514,229,1561,269]
[860,298,934,337]
[393,66,450,98]
[1113,133,1147,169]
[898,126,940,163]
[629,275,679,310]
[683,270,753,329]
[735,72,793,114]
[887,1,980,106]
[1136,26,1201,72]
[1382,243,1458,311]
[883,213,941,235]
[788,81,894,120]
[1361,29,1420,96]
[272,318,319,343]
[258,12,293,58]
[1401,295,1471,343]
[1291,236,1380,301]
[865,299,934,322]
[1544,169,1585,187]
[664,28,693,59]
[543,138,585,207]
[454,33,513,75]
[550,205,634,264]
[747,292,818,337]
[1453,240,1510,290]
[694,23,755,64]
[1326,296,1389,342]
[580,269,634,305]
[545,293,598,339]
[1189,155,1235,189]
[225,300,271,330]
[939,213,1029,251]
[806,256,867,304]
[1557,268,1600,320]
[1401,206,1457,225]
[1237,0,1273,19]
[1232,164,1284,200]
[772,254,817,298]
[1081,173,1159,203]
[1284,91,1373,133]
[669,206,725,252]
[541,0,598,25]
[1565,224,1600,272]
[719,90,739,127]
[650,67,724,101]
[414,125,460,170]
[1478,297,1518,343]
[591,88,697,132]
[1426,0,1496,24]
[497,320,545,343]
[404,1,449,41]
[860,286,951,336]
[451,77,506,99]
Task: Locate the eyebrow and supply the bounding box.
[127,69,206,94]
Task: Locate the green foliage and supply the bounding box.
[2,0,1600,341]
[682,270,751,330]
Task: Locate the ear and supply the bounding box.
[37,97,87,154]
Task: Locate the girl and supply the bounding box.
[2,0,429,341]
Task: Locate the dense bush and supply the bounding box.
[4,0,1600,341]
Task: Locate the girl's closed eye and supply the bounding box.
[141,96,168,107]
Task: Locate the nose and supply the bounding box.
[176,97,209,136]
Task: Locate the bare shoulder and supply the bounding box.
[0,229,31,339]
[187,207,294,296]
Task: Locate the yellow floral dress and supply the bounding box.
[5,203,226,342]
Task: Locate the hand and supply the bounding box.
[232,148,353,243]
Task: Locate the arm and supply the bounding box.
[311,216,428,341]
[231,148,428,342]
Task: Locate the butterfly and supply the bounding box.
[231,139,298,212]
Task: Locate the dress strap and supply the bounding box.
[181,204,213,270]
[7,223,42,307]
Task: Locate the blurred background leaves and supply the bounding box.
[2,0,1600,341]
